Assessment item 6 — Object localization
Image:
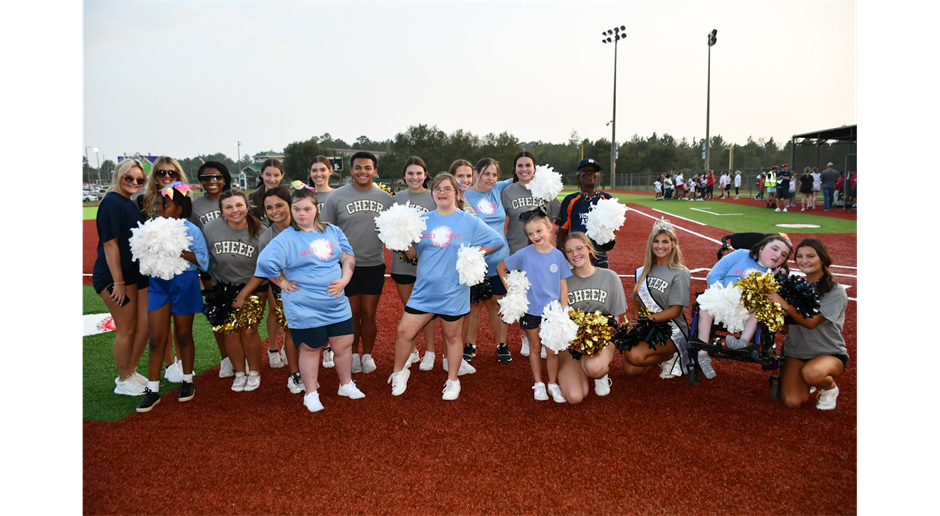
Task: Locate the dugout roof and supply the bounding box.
[791,124,857,144]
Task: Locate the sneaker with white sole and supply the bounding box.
[322,348,335,369]
[443,357,476,376]
[178,381,195,402]
[219,356,235,378]
[406,351,420,368]
[136,388,161,412]
[303,392,324,412]
[594,374,612,396]
[361,354,377,373]
[231,372,248,392]
[287,372,306,394]
[547,383,566,403]
[442,379,461,400]
[244,371,261,391]
[725,335,748,350]
[114,377,146,396]
[388,368,411,396]
[532,382,548,401]
[520,335,530,357]
[540,345,547,359]
[269,350,285,369]
[659,353,680,379]
[164,360,183,383]
[351,353,362,373]
[131,371,149,386]
[697,351,717,379]
[279,346,287,365]
[463,343,476,362]
[497,343,512,363]
[419,351,435,371]
[337,380,366,399]
[816,385,839,410]
[809,386,818,394]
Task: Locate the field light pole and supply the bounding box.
[602,25,625,189]
[236,141,241,187]
[84,146,92,183]
[705,29,717,172]
[95,147,101,184]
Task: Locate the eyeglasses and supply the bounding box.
[433,187,455,194]
[564,245,586,254]
[123,176,146,185]
[156,169,179,178]
[199,175,223,182]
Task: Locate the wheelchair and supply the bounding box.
[688,232,784,401]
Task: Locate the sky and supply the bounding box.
[82,1,857,162]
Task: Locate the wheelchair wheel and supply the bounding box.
[769,375,781,402]
[688,365,700,386]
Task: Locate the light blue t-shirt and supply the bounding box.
[503,245,572,316]
[181,218,210,273]
[706,249,767,287]
[254,224,354,329]
[406,209,505,317]
[464,179,511,273]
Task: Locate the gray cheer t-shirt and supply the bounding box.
[320,184,393,268]
[202,217,261,285]
[783,284,849,361]
[566,268,628,317]
[190,195,222,229]
[500,181,561,254]
[638,264,691,337]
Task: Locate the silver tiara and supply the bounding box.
[652,217,673,233]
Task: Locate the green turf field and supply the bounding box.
[83,285,268,421]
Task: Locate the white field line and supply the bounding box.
[689,208,743,216]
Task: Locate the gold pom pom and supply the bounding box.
[734,271,785,333]
[568,309,615,357]
[376,182,394,195]
[212,294,265,334]
[275,299,287,330]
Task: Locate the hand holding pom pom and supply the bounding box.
[497,270,530,323]
[375,204,427,251]
[585,198,627,245]
[697,282,750,333]
[539,300,578,353]
[456,245,487,286]
[130,217,192,281]
[524,165,564,203]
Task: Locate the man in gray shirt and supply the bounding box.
[321,151,393,374]
[819,162,840,211]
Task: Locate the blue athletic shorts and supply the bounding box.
[148,270,203,315]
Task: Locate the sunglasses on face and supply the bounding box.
[123,176,146,185]
[199,175,224,182]
[156,169,179,178]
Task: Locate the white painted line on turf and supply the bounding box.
[638,210,721,244]
[84,313,115,336]
[690,208,743,216]
[650,209,708,226]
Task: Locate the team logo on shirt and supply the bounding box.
[510,197,545,210]
[405,201,430,214]
[549,264,559,273]
[568,288,609,305]
[425,226,458,248]
[213,240,255,258]
[475,199,496,216]
[646,277,669,293]
[344,199,385,214]
[301,238,335,260]
[199,210,221,226]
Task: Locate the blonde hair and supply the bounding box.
[108,159,145,195]
[633,222,686,297]
[143,156,190,218]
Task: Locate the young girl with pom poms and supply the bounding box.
[386,173,504,401]
[555,233,627,404]
[136,183,209,412]
[767,238,848,410]
[497,208,571,403]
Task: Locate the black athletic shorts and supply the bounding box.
[290,318,354,349]
[391,273,416,286]
[520,314,542,330]
[345,264,386,297]
[405,305,465,323]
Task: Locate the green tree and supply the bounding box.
[283,138,327,183]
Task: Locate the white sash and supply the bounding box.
[636,266,689,375]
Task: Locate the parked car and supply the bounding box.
[83,193,99,202]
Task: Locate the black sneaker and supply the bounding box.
[496,343,512,363]
[178,381,195,402]
[136,388,161,413]
[463,343,476,362]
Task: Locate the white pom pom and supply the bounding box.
[497,270,530,323]
[375,203,427,251]
[697,282,750,333]
[456,245,487,286]
[585,197,627,245]
[129,218,191,281]
[524,164,564,203]
[538,300,578,352]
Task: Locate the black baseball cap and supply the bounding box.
[577,158,602,171]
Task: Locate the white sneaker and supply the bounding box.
[287,372,306,394]
[388,368,411,396]
[774,208,781,212]
[443,357,476,376]
[532,382,548,401]
[219,356,234,378]
[114,377,145,396]
[783,208,788,213]
[351,353,362,373]
[279,346,287,365]
[337,380,366,399]
[322,348,335,369]
[547,383,566,403]
[231,372,248,392]
[419,351,435,371]
[540,345,547,359]
[406,351,420,368]
[304,391,324,412]
[361,354,377,373]
[244,371,261,391]
[594,374,612,396]
[131,371,149,386]
[164,360,183,383]
[816,386,839,410]
[659,353,680,379]
[520,335,530,357]
[442,379,461,400]
[268,350,285,369]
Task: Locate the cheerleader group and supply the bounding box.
[93,151,848,414]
